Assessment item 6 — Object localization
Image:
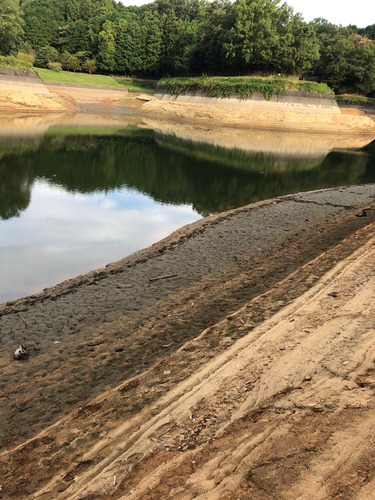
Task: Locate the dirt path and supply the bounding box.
[1,185,375,499]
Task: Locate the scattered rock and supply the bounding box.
[327,291,339,297]
[14,344,28,360]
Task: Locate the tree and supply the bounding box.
[70,54,81,72]
[47,61,62,71]
[82,58,97,74]
[0,0,23,55]
[222,0,319,75]
[97,20,116,72]
[22,0,65,50]
[35,45,59,68]
[61,50,75,70]
[160,9,185,75]
[192,0,233,74]
[310,20,375,94]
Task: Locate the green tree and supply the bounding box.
[160,9,185,75]
[61,50,74,70]
[97,20,116,72]
[0,0,23,54]
[70,54,81,72]
[192,0,233,74]
[22,0,65,50]
[311,20,375,94]
[222,0,319,75]
[82,58,97,74]
[35,45,59,68]
[144,15,163,73]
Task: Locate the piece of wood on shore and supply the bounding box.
[149,273,178,282]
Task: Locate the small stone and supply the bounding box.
[343,361,349,365]
[163,370,171,375]
[328,291,339,298]
[279,346,286,350]
[14,344,28,360]
[305,375,312,381]
[54,341,61,344]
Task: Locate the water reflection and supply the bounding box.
[0,113,374,302]
[1,114,375,220]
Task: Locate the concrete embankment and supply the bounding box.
[154,88,340,114]
[0,67,51,94]
[0,67,75,112]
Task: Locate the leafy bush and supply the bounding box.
[17,52,35,65]
[336,95,375,106]
[158,76,333,101]
[47,62,62,72]
[0,55,34,71]
[36,46,59,68]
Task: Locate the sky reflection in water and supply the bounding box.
[0,180,200,303]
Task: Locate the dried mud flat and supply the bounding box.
[1,186,375,499]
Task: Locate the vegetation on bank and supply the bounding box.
[0,55,34,72]
[336,95,375,107]
[158,76,333,100]
[34,68,157,92]
[36,68,125,88]
[114,77,158,93]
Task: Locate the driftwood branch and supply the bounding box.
[149,273,178,282]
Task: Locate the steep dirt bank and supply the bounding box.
[1,186,375,499]
[0,90,75,112]
[140,99,375,134]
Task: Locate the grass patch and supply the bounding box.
[336,95,375,106]
[0,55,34,72]
[35,68,126,88]
[157,76,333,100]
[114,77,158,93]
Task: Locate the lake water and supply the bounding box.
[1,113,375,303]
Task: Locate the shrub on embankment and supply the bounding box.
[0,55,34,72]
[336,95,375,107]
[158,76,334,100]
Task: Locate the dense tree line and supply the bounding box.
[1,0,375,95]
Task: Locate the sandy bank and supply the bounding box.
[0,90,75,112]
[141,99,375,134]
[1,185,375,499]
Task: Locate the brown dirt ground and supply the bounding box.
[2,192,375,499]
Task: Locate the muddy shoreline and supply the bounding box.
[1,186,375,433]
[1,185,375,498]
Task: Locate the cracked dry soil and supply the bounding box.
[2,185,375,499]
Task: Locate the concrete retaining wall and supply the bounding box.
[0,67,52,95]
[154,89,340,115]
